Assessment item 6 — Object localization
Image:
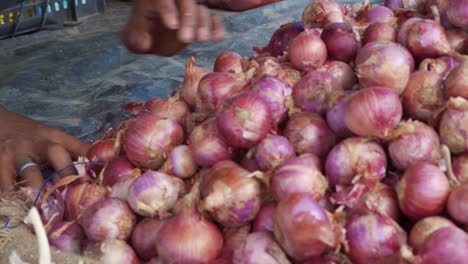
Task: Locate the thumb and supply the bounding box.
[120,14,153,54]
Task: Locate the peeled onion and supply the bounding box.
[288,30,328,72]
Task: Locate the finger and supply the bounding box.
[196,5,210,42]
[178,0,197,43]
[158,0,179,29]
[19,162,44,190]
[47,143,77,177]
[120,15,154,54]
[51,129,90,158]
[0,153,16,194]
[210,15,226,41]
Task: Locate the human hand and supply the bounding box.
[0,106,89,193]
[121,0,225,56]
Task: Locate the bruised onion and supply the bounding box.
[252,202,276,233]
[160,145,198,179]
[345,212,408,264]
[402,70,444,122]
[396,162,450,220]
[302,0,343,28]
[214,51,243,73]
[144,97,190,124]
[127,171,185,217]
[292,71,342,113]
[131,218,162,260]
[419,56,461,79]
[232,232,290,264]
[81,197,136,242]
[274,193,336,260]
[124,115,184,169]
[66,183,108,221]
[254,134,295,171]
[326,91,354,138]
[444,62,468,99]
[409,216,455,251]
[325,137,387,186]
[102,156,141,187]
[453,154,468,183]
[406,19,451,60]
[319,61,357,90]
[363,22,397,44]
[344,86,403,138]
[284,112,336,156]
[321,22,359,62]
[355,41,414,94]
[254,21,304,57]
[271,153,328,201]
[439,97,468,154]
[181,58,209,108]
[216,93,272,148]
[288,30,328,72]
[201,160,262,227]
[48,221,85,253]
[388,120,441,171]
[447,184,468,225]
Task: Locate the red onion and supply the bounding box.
[384,0,403,11]
[128,171,185,217]
[355,41,414,94]
[319,61,357,90]
[201,160,262,227]
[124,115,184,169]
[446,29,468,53]
[217,225,250,262]
[419,56,461,79]
[131,218,162,260]
[388,120,442,171]
[214,51,243,73]
[160,145,197,179]
[292,71,342,113]
[81,198,136,242]
[102,156,141,187]
[144,97,190,124]
[322,11,344,27]
[216,93,272,148]
[181,57,209,108]
[326,91,354,138]
[325,137,387,186]
[396,162,450,220]
[345,212,408,264]
[86,139,116,175]
[254,21,304,57]
[446,0,468,29]
[232,232,290,264]
[274,193,336,260]
[397,17,422,47]
[188,118,233,167]
[453,154,468,183]
[98,239,139,264]
[365,5,396,23]
[251,76,292,128]
[302,0,343,28]
[48,221,85,253]
[344,86,403,138]
[402,70,444,122]
[303,252,353,264]
[66,183,108,221]
[110,176,137,201]
[439,97,468,154]
[196,72,247,113]
[409,216,455,251]
[271,153,328,201]
[406,19,451,60]
[363,22,397,44]
[413,226,468,264]
[288,30,328,72]
[284,112,336,156]
[252,202,276,233]
[447,183,468,225]
[254,134,295,171]
[445,62,468,99]
[122,101,144,116]
[240,153,259,172]
[321,23,359,62]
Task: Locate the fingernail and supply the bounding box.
[167,16,179,29]
[180,27,194,43]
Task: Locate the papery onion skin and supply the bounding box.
[321,22,359,62]
[181,58,210,108]
[271,153,328,201]
[446,0,468,29]
[446,30,468,53]
[124,115,184,170]
[453,154,468,183]
[397,17,422,47]
[102,156,140,187]
[274,193,336,260]
[232,232,290,264]
[156,206,223,263]
[355,41,413,95]
[445,62,468,99]
[288,30,328,72]
[406,19,451,60]
[402,70,444,122]
[66,183,108,221]
[322,11,344,27]
[201,161,262,227]
[326,91,354,138]
[131,218,162,260]
[302,0,343,28]
[127,171,185,217]
[252,202,276,233]
[81,198,136,242]
[214,51,243,73]
[216,93,272,149]
[284,112,337,156]
[396,162,450,220]
[388,121,442,171]
[254,21,304,57]
[419,56,461,79]
[366,6,396,23]
[254,134,295,171]
[439,100,468,155]
[344,86,402,138]
[319,61,357,90]
[292,71,342,114]
[413,226,468,264]
[144,97,190,124]
[345,212,408,264]
[325,137,387,186]
[110,177,137,201]
[160,145,198,179]
[99,239,139,264]
[447,184,468,225]
[48,221,85,254]
[363,22,397,44]
[409,216,455,251]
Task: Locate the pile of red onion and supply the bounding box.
[32,0,468,262]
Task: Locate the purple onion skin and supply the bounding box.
[345,213,407,264]
[256,21,304,57]
[99,239,140,264]
[325,137,387,186]
[446,0,468,29]
[406,20,451,60]
[48,221,85,254]
[131,218,162,261]
[326,91,354,138]
[254,134,295,171]
[232,232,289,264]
[321,22,359,62]
[319,61,357,90]
[384,0,403,10]
[414,227,468,264]
[366,6,396,24]
[252,203,276,233]
[363,22,397,44]
[453,154,468,184]
[439,105,468,155]
[447,184,468,225]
